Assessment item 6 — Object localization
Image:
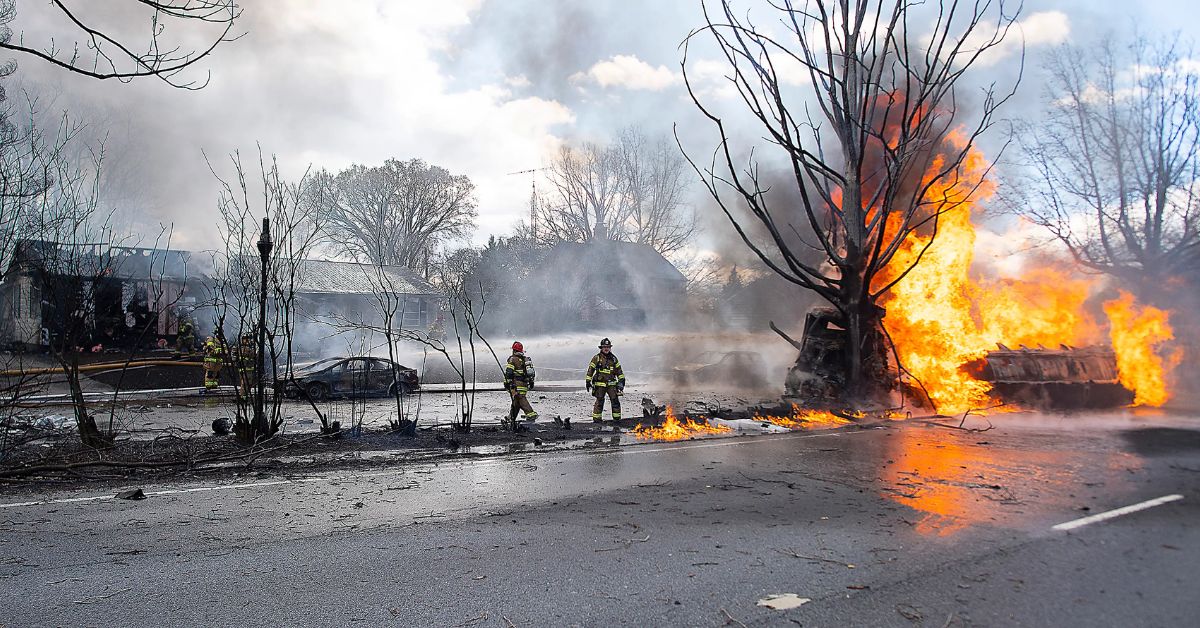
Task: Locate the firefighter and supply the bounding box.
[236,333,257,399]
[585,337,625,422]
[176,318,196,355]
[504,341,538,427]
[202,336,224,392]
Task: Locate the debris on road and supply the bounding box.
[116,488,146,500]
[756,593,811,610]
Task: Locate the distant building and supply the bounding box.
[532,241,687,330]
[0,240,444,354]
[288,259,445,355]
[0,240,197,351]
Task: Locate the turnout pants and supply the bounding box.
[508,386,537,421]
[203,361,222,390]
[591,385,621,421]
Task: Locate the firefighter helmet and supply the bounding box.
[599,338,612,348]
[512,341,524,353]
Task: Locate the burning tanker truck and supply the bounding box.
[777,307,1133,410]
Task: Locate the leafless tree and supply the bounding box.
[0,0,240,89]
[317,262,431,435]
[15,114,115,446]
[539,127,696,255]
[681,0,1018,400]
[207,149,322,444]
[1008,35,1200,291]
[313,159,477,275]
[618,128,696,255]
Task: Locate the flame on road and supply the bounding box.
[757,404,854,430]
[632,406,731,441]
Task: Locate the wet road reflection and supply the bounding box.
[876,417,1147,536]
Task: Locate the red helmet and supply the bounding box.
[512,341,524,353]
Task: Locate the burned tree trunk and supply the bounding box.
[681,0,1017,405]
[63,353,108,447]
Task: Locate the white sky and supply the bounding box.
[6,0,1198,255]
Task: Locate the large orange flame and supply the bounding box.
[632,406,732,441]
[875,132,1178,412]
[1103,291,1183,406]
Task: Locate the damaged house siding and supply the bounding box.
[0,242,444,357]
[0,241,196,351]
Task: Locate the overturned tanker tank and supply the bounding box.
[964,345,1133,409]
[778,307,1134,410]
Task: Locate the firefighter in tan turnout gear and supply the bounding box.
[505,341,538,428]
[586,337,625,422]
[202,336,225,392]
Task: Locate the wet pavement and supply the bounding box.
[1,409,1198,626]
[15,381,776,439]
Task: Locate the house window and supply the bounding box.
[9,284,20,319]
[400,298,427,329]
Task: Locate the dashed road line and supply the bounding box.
[1052,494,1184,531]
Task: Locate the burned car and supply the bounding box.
[275,357,419,401]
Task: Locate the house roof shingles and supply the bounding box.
[543,241,685,283]
[291,259,439,296]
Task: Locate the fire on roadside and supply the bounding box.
[873,131,1182,413]
[632,405,731,441]
[756,404,854,430]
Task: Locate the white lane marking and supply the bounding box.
[1052,494,1184,531]
[0,428,871,509]
[0,477,329,509]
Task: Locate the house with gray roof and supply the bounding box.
[290,259,444,334]
[529,241,686,329]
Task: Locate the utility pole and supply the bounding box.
[253,217,273,438]
[507,168,546,239]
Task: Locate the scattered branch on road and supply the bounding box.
[928,419,995,433]
[594,534,651,552]
[0,430,329,478]
[896,603,924,622]
[738,472,798,490]
[774,548,854,568]
[720,608,748,628]
[72,587,131,604]
[453,613,488,628]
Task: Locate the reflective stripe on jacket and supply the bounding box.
[585,352,624,386]
[505,353,534,387]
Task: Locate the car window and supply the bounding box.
[307,358,342,370]
[371,359,392,372]
[347,359,368,372]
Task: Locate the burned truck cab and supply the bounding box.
[781,305,893,402]
[783,307,849,400]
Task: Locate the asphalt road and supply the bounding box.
[1,410,1198,627]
